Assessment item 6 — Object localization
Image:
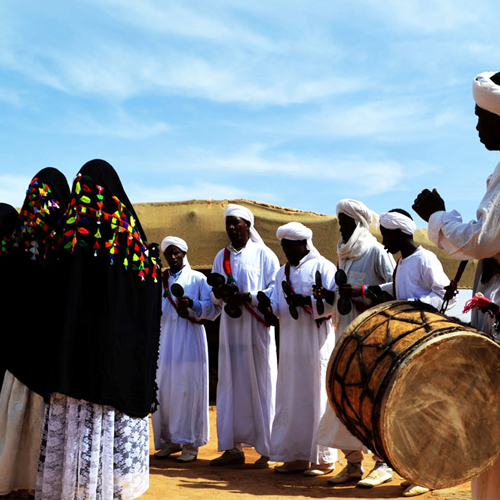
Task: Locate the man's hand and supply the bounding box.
[413,188,446,222]
[226,292,251,308]
[339,284,362,298]
[286,293,312,308]
[212,284,224,300]
[177,296,193,309]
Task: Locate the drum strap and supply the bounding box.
[223,246,270,327]
[162,270,204,325]
[392,257,402,299]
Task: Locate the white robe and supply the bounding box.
[317,242,395,452]
[212,239,279,456]
[428,159,500,500]
[152,266,220,449]
[379,246,455,311]
[269,252,337,464]
[0,372,45,495]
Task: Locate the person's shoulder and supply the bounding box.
[416,246,440,263]
[190,268,208,281]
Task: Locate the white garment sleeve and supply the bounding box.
[195,276,221,321]
[414,253,453,310]
[428,178,500,261]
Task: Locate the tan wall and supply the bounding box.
[134,198,476,289]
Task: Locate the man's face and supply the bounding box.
[476,105,500,151]
[281,238,308,266]
[380,226,400,255]
[226,216,250,247]
[164,245,185,273]
[338,212,357,243]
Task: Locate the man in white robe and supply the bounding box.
[316,200,396,487]
[152,236,220,462]
[268,222,337,475]
[413,70,500,500]
[209,204,279,468]
[379,210,455,313]
[377,209,455,497]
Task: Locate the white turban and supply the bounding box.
[379,212,417,235]
[224,203,265,245]
[336,199,379,229]
[336,199,379,270]
[276,222,320,258]
[161,236,189,266]
[473,71,500,117]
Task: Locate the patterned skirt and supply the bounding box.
[36,393,149,500]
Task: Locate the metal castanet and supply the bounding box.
[257,291,278,326]
[334,269,351,315]
[207,272,226,288]
[170,283,190,318]
[313,270,325,315]
[207,272,242,318]
[281,280,299,320]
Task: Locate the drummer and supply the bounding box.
[378,209,456,312]
[315,199,396,488]
[413,70,500,500]
[152,236,221,462]
[377,208,455,497]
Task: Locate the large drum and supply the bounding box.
[327,300,500,489]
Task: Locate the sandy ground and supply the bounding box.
[142,408,471,500]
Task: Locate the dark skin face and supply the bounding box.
[475,105,500,151]
[226,216,250,248]
[380,225,417,258]
[338,212,357,243]
[164,245,185,274]
[413,105,500,222]
[281,238,309,267]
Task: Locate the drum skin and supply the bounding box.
[327,300,500,489]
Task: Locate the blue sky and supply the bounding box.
[1,0,499,225]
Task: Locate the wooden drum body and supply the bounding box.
[327,300,500,489]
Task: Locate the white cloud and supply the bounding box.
[65,109,171,139]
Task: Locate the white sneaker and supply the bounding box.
[403,484,430,497]
[357,465,393,487]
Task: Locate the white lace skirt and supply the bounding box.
[36,393,149,500]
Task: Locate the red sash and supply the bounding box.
[223,246,270,327]
[162,270,203,325]
[284,262,312,315]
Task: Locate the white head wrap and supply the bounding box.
[336,199,379,229]
[379,212,417,235]
[224,203,265,245]
[276,222,320,258]
[336,199,379,271]
[161,236,189,266]
[473,71,500,117]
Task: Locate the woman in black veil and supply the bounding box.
[37,160,161,500]
[0,168,70,498]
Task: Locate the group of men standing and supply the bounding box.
[152,197,452,498]
[152,69,500,500]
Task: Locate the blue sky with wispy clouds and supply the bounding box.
[1,0,499,224]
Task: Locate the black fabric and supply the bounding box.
[4,169,70,396]
[0,203,19,389]
[43,159,161,418]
